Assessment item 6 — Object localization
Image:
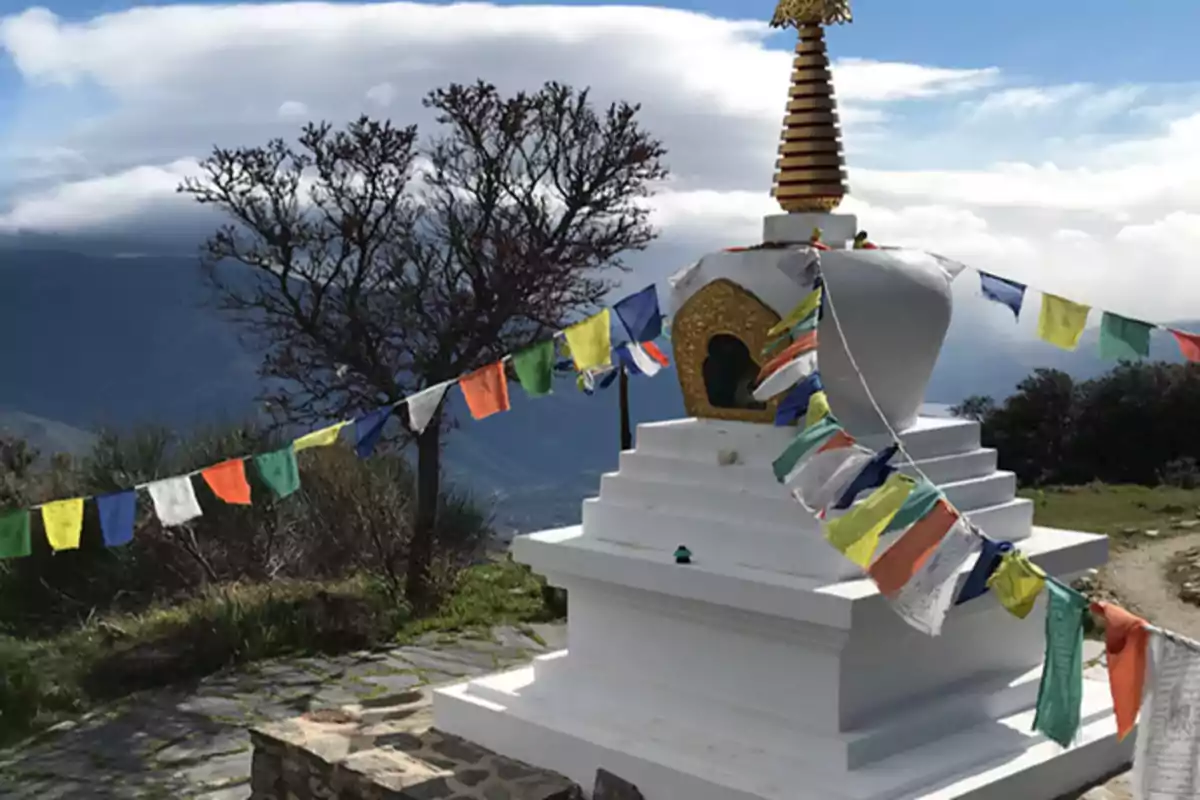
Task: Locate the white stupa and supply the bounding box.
[434,3,1129,797]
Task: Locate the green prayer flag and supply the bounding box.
[1033,581,1088,747]
[883,478,942,534]
[512,340,555,398]
[1099,312,1153,360]
[772,417,841,482]
[0,509,31,559]
[254,447,301,499]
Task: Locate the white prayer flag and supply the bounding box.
[890,520,981,636]
[405,382,452,435]
[147,476,203,527]
[753,351,819,402]
[1132,632,1200,799]
[626,343,663,377]
[774,249,821,288]
[786,445,873,514]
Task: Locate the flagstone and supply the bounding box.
[0,625,562,798]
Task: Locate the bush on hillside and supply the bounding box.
[955,361,1200,487]
[0,423,491,638]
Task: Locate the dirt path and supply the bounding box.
[1104,532,1200,639]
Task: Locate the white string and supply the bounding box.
[818,257,1200,652]
[816,263,938,491]
[24,322,611,510]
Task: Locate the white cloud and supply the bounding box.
[0,1,1197,325]
[364,81,396,108]
[0,159,198,232]
[833,58,998,103]
[277,100,308,118]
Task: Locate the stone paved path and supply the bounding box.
[0,623,565,800]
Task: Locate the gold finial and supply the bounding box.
[769,0,851,214]
[770,0,852,28]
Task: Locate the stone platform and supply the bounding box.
[250,688,580,800]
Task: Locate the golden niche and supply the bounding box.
[672,279,783,424]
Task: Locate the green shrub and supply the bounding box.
[0,423,492,638]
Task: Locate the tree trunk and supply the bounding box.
[619,365,632,452]
[406,410,442,611]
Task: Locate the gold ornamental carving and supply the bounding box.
[671,279,782,424]
[770,0,852,213]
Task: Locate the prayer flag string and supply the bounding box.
[0,286,670,554]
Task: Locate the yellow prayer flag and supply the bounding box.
[564,309,612,372]
[768,288,823,338]
[1037,294,1090,351]
[293,421,349,451]
[42,498,85,551]
[986,550,1046,619]
[805,390,832,428]
[824,473,915,568]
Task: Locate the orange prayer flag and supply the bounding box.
[757,331,818,382]
[817,430,856,454]
[202,459,252,505]
[868,499,958,596]
[459,362,511,421]
[1093,601,1148,740]
[1171,329,1200,363]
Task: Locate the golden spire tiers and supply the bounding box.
[770,0,852,213]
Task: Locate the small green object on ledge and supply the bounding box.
[674,545,693,565]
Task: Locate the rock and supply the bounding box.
[1145,529,1160,537]
[1177,520,1200,530]
[593,769,644,800]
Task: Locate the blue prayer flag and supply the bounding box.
[979,272,1026,320]
[598,369,620,390]
[832,444,898,510]
[614,344,641,376]
[613,285,663,343]
[955,538,1014,605]
[97,490,137,547]
[354,406,393,459]
[774,372,825,426]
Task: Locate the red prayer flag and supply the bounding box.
[201,459,252,505]
[641,341,670,367]
[1171,329,1200,362]
[1092,602,1148,740]
[459,362,511,420]
[757,330,818,382]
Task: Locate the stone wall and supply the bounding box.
[250,688,579,800]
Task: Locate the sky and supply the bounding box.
[1,0,1199,328]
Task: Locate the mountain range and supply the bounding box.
[0,247,1191,535]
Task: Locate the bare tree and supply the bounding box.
[178,80,667,608]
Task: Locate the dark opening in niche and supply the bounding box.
[703,334,766,411]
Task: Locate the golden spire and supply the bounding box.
[770,0,852,213]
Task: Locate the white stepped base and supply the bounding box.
[435,655,1130,800]
[593,416,1033,581]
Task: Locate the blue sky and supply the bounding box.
[1,0,1198,323]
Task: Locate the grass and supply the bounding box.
[0,559,560,747]
[6,483,1196,750]
[1022,483,1200,550]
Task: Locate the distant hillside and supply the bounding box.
[0,410,96,458]
[0,247,1191,533]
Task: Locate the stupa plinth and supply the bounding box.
[434,3,1130,797]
